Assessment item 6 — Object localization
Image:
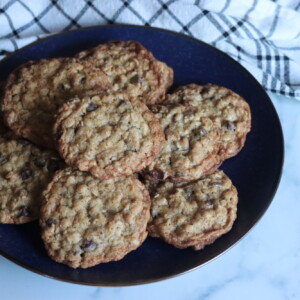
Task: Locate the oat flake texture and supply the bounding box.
[40,168,151,268]
[0,134,63,224]
[54,92,165,180]
[75,40,173,105]
[147,170,238,250]
[142,103,222,182]
[2,57,110,149]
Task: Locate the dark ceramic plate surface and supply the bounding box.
[0,25,283,286]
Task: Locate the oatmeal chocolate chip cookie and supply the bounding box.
[54,92,165,180]
[0,135,64,224]
[2,58,110,149]
[141,104,221,182]
[163,84,251,159]
[40,168,150,268]
[75,40,173,105]
[147,170,238,250]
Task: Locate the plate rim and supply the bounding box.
[0,24,284,287]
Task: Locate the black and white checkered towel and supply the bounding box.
[1,0,300,99]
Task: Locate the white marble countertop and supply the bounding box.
[1,92,299,300]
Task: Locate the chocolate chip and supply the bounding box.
[18,206,30,217]
[184,111,194,117]
[117,100,130,108]
[118,100,125,106]
[86,102,99,112]
[45,218,56,227]
[149,187,157,199]
[81,239,97,252]
[20,168,32,180]
[47,159,62,172]
[33,157,47,168]
[148,169,164,181]
[202,86,211,94]
[137,173,145,182]
[226,121,236,131]
[79,77,86,84]
[130,74,140,84]
[74,125,80,134]
[17,138,30,146]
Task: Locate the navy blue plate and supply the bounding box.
[0,25,283,286]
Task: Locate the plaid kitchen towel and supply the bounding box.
[0,0,300,100]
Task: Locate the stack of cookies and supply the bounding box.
[0,41,251,268]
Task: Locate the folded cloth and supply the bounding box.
[0,0,299,99]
